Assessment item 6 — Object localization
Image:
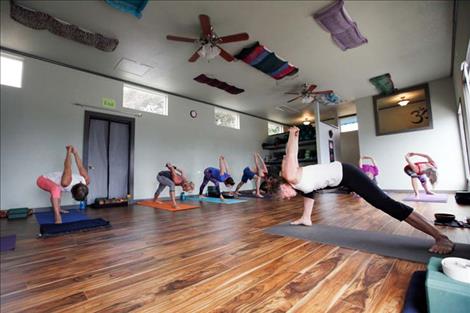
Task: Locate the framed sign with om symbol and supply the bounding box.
[373,83,432,136]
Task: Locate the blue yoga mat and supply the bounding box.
[0,235,16,252]
[39,219,111,237]
[35,210,89,225]
[185,196,247,204]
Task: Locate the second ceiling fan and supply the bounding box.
[166,14,249,63]
[285,84,333,103]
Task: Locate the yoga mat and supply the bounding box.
[239,192,273,200]
[39,219,110,238]
[0,235,16,252]
[403,193,448,203]
[402,271,427,313]
[185,196,247,204]
[35,209,89,225]
[265,223,470,264]
[137,200,199,211]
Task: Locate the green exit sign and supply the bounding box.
[102,98,116,109]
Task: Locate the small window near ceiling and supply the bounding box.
[1,54,23,88]
[268,122,284,135]
[123,84,168,115]
[215,108,240,129]
[340,115,358,132]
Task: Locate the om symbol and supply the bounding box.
[410,106,428,124]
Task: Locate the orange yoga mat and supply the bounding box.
[137,200,199,211]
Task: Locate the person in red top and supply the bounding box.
[404,152,438,198]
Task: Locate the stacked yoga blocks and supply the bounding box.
[426,257,470,313]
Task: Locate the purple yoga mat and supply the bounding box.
[0,234,16,252]
[402,193,448,203]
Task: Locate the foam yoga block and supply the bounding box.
[402,193,448,203]
[402,271,427,313]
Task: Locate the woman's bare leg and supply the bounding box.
[51,197,62,224]
[411,178,421,198]
[291,197,314,226]
[422,180,435,195]
[404,211,454,254]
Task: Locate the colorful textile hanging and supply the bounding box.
[105,0,149,19]
[369,73,395,95]
[235,42,299,80]
[194,74,244,95]
[313,0,367,51]
[10,0,119,52]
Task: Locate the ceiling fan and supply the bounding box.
[166,14,249,63]
[285,83,333,104]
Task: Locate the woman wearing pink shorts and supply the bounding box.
[36,145,90,224]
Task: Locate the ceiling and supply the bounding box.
[0,1,453,124]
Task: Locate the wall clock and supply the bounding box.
[190,110,197,118]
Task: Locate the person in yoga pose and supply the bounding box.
[268,127,454,254]
[199,155,235,200]
[153,163,194,209]
[36,145,90,224]
[234,152,269,198]
[404,152,437,198]
[359,156,379,184]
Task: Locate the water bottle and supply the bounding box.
[79,200,86,210]
[180,192,186,201]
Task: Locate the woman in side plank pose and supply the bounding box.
[36,145,90,224]
[199,155,235,201]
[153,163,195,209]
[268,126,454,254]
[404,152,437,198]
[234,152,269,198]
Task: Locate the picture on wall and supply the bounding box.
[373,83,432,136]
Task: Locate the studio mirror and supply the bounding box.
[373,83,432,136]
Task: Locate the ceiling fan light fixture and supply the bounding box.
[398,96,409,107]
[303,118,311,125]
[301,95,314,104]
[198,43,221,60]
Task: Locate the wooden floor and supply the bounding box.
[1,192,469,313]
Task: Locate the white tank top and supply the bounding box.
[43,172,86,192]
[292,161,343,193]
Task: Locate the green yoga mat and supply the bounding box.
[265,223,470,263]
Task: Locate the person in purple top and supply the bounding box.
[359,156,379,184]
[199,156,235,200]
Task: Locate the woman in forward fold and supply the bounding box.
[234,153,269,198]
[153,163,195,209]
[404,152,438,198]
[199,156,235,201]
[36,145,90,224]
[268,126,454,254]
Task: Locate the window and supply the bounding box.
[340,115,358,133]
[123,84,168,115]
[1,54,23,88]
[268,122,284,135]
[215,108,240,129]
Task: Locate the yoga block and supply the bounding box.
[426,257,470,313]
[455,192,470,205]
[7,208,29,220]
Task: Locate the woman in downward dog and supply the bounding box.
[268,126,454,254]
[199,156,235,200]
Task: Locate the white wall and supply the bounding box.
[357,77,465,191]
[0,54,268,209]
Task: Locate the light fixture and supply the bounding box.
[198,43,221,60]
[302,118,311,125]
[398,96,409,107]
[301,95,314,104]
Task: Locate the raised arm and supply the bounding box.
[405,153,420,173]
[61,146,73,187]
[281,127,302,184]
[72,147,90,185]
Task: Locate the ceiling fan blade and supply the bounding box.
[306,84,318,93]
[287,95,302,103]
[199,14,212,37]
[218,33,249,44]
[284,92,300,95]
[311,90,333,95]
[217,46,235,62]
[188,48,201,62]
[166,35,198,43]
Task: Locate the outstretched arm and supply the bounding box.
[282,127,302,184]
[72,147,90,185]
[411,152,436,167]
[405,152,422,173]
[61,146,73,188]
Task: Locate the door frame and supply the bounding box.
[83,110,135,200]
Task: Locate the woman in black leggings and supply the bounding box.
[269,126,454,255]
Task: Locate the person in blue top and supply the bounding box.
[199,155,235,200]
[234,152,269,198]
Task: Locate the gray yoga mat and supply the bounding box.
[265,223,470,263]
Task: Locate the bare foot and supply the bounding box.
[255,194,264,198]
[153,199,163,203]
[290,218,312,226]
[54,214,62,224]
[60,209,69,214]
[414,193,420,199]
[426,191,436,195]
[429,236,454,254]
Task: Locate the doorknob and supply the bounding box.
[88,165,95,170]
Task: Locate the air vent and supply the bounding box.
[114,58,153,76]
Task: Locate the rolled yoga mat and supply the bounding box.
[402,193,448,203]
[265,223,470,263]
